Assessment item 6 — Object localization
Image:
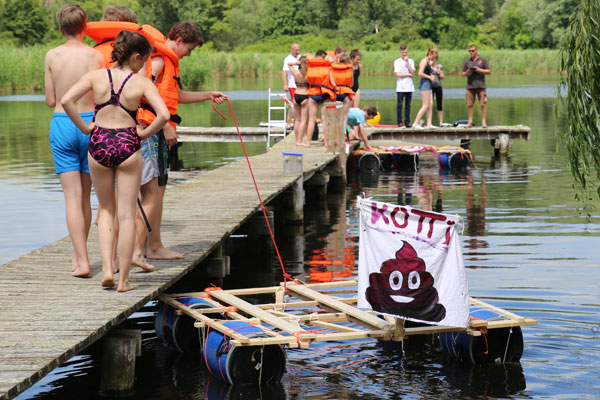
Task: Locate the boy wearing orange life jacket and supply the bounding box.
[331,54,354,128]
[304,50,336,146]
[87,6,140,67]
[132,21,226,264]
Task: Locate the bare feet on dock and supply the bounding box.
[71,255,90,277]
[147,247,184,260]
[101,275,115,288]
[117,282,135,292]
[72,265,90,277]
[132,256,155,272]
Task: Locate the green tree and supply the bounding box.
[557,0,600,200]
[1,0,48,46]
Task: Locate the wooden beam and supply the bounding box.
[286,283,392,332]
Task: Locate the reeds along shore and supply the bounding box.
[0,46,559,93]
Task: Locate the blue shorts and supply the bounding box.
[418,78,432,91]
[310,94,328,103]
[336,94,349,102]
[49,112,93,174]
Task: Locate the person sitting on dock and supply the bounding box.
[44,4,105,278]
[461,44,491,128]
[347,106,376,151]
[134,21,227,266]
[61,31,169,292]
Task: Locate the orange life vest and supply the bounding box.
[306,58,335,101]
[137,25,181,129]
[331,63,354,99]
[86,21,156,68]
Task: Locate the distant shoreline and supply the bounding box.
[0,46,559,93]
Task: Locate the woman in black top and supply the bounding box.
[350,49,362,108]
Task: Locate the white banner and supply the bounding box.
[357,197,469,328]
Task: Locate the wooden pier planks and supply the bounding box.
[0,132,341,400]
[176,125,531,143]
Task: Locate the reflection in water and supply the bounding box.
[465,173,488,251]
[440,358,526,398]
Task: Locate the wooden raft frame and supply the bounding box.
[159,280,537,349]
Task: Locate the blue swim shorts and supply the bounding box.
[49,112,94,174]
[310,94,328,103]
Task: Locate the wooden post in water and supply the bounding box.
[282,152,304,223]
[323,101,346,183]
[100,329,141,397]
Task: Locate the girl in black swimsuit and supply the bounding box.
[350,49,362,107]
[62,31,169,292]
[288,56,310,146]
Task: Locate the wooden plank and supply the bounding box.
[286,283,392,332]
[207,290,311,337]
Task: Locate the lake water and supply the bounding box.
[2,75,599,399]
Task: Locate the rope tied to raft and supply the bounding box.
[469,316,489,355]
[212,99,301,294]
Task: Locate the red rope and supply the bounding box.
[211,99,301,293]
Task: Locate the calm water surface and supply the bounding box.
[2,75,599,399]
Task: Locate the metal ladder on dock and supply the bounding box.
[266,88,291,150]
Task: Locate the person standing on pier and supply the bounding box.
[394,45,415,128]
[461,45,491,128]
[134,21,226,266]
[350,49,362,108]
[282,43,301,130]
[44,4,105,278]
[61,31,169,292]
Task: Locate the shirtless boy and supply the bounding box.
[133,21,226,268]
[44,4,104,277]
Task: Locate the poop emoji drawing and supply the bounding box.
[365,240,446,322]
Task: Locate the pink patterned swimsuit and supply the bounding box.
[88,69,141,168]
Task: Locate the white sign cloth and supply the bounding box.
[357,197,469,328]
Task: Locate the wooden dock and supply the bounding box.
[0,133,341,400]
[177,125,530,143]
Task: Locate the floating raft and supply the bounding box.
[158,281,536,370]
[352,145,473,172]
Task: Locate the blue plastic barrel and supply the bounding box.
[203,320,286,384]
[440,306,524,364]
[155,296,215,353]
[438,152,468,170]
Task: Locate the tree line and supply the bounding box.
[0,0,579,51]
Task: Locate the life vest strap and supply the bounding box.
[140,103,182,124]
[310,84,335,91]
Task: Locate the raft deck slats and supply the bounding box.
[286,283,392,332]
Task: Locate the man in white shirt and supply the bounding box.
[282,43,300,127]
[394,45,415,127]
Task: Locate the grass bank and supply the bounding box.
[0,46,559,93]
